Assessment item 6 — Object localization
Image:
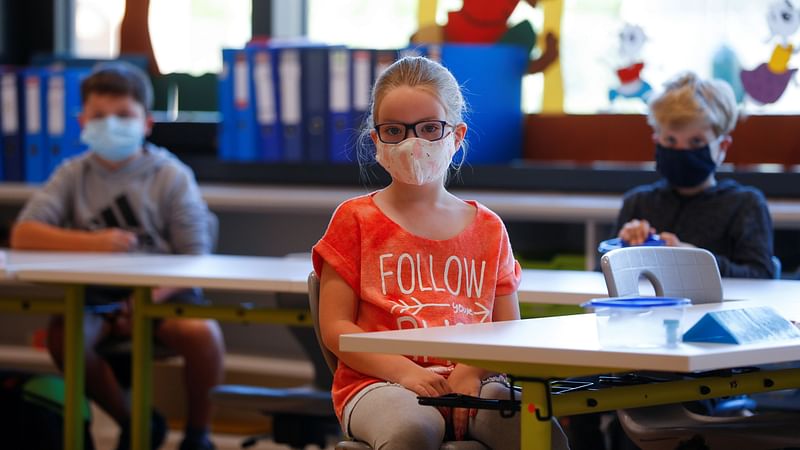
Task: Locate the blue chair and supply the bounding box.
[210,287,340,449]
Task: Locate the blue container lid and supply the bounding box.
[581,296,691,309]
[597,235,666,254]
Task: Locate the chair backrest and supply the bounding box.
[207,210,220,252]
[308,272,338,375]
[600,247,723,304]
[772,256,782,279]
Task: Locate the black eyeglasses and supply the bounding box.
[374,120,453,144]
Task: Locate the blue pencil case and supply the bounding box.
[597,234,665,254]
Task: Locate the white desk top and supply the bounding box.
[0,250,117,279]
[518,269,800,305]
[340,298,800,373]
[6,250,798,303]
[517,270,608,304]
[13,253,313,293]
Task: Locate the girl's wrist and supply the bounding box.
[453,363,491,380]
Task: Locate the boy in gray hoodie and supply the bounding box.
[11,62,223,450]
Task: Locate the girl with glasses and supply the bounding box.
[312,56,570,450]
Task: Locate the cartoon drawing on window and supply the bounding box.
[608,23,652,104]
[740,0,800,105]
[411,0,560,75]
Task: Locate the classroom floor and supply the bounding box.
[90,404,336,450]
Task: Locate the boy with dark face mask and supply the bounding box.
[615,72,774,279]
[10,62,224,450]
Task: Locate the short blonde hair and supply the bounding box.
[647,72,738,137]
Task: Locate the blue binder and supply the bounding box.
[46,68,89,176]
[22,68,48,183]
[328,47,353,163]
[232,49,258,161]
[218,49,257,162]
[349,49,373,154]
[301,45,330,163]
[247,45,282,162]
[0,69,25,181]
[276,46,303,162]
[0,73,4,180]
[217,49,237,161]
[402,44,442,62]
[372,49,398,82]
[1,69,25,181]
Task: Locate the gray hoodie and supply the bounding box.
[17,143,214,255]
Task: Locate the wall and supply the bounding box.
[525,114,800,167]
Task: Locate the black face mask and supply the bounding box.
[655,144,717,188]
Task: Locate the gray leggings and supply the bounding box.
[343,380,570,450]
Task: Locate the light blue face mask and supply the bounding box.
[80,116,145,162]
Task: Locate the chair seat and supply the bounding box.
[335,442,371,450]
[752,389,800,412]
[95,338,178,360]
[336,440,487,449]
[212,384,334,417]
[619,404,800,450]
[440,441,488,450]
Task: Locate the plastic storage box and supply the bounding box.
[582,297,691,348]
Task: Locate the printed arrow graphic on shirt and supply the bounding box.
[474,302,491,323]
[390,297,451,316]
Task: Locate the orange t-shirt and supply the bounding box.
[312,193,522,420]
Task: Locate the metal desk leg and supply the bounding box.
[64,285,85,450]
[520,380,552,450]
[132,287,154,449]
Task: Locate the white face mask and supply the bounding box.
[80,116,145,162]
[375,133,456,185]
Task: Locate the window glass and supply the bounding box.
[75,0,126,58]
[75,0,251,75]
[307,0,800,114]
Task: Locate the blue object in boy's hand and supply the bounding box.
[597,234,665,253]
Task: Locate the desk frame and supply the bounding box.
[0,282,312,450]
[0,286,86,450]
[453,356,800,449]
[129,286,312,449]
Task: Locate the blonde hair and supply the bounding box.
[357,56,468,166]
[647,72,738,137]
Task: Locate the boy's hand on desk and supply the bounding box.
[90,228,138,252]
[619,219,656,245]
[448,364,484,440]
[659,232,696,248]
